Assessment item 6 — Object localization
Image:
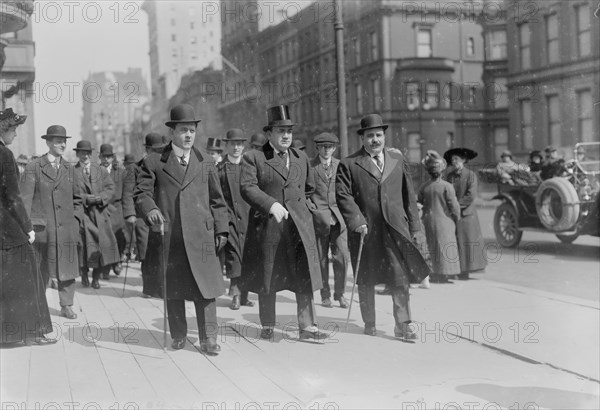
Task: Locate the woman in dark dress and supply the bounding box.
[0,108,54,345]
[443,148,487,279]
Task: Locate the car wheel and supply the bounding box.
[556,233,579,244]
[535,177,580,232]
[494,202,523,248]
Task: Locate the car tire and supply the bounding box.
[556,233,579,244]
[494,202,523,248]
[535,177,580,232]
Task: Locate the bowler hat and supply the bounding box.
[250,132,267,147]
[443,147,478,164]
[313,132,339,145]
[357,114,388,135]
[223,128,247,142]
[422,150,446,173]
[73,140,94,152]
[124,154,136,164]
[144,132,167,148]
[0,108,27,127]
[292,140,306,151]
[99,144,114,156]
[206,137,223,152]
[42,125,71,140]
[500,150,513,159]
[263,105,295,132]
[165,104,201,128]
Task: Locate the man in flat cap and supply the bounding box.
[310,132,350,309]
[135,104,229,354]
[240,105,325,341]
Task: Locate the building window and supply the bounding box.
[577,90,593,142]
[417,29,432,57]
[493,77,508,109]
[372,78,381,111]
[191,52,197,60]
[519,23,531,70]
[468,86,477,105]
[172,49,178,58]
[486,29,506,60]
[466,37,475,56]
[407,133,421,163]
[520,100,533,150]
[190,22,195,30]
[190,36,197,44]
[546,14,559,64]
[425,82,439,108]
[171,34,176,42]
[171,18,176,26]
[352,37,360,66]
[576,4,591,57]
[547,95,561,146]
[370,31,378,61]
[355,83,363,115]
[493,128,509,160]
[406,82,419,107]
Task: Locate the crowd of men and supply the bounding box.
[2,103,492,354]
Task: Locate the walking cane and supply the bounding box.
[160,224,168,350]
[121,222,136,297]
[345,231,366,331]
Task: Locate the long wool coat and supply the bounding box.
[310,156,346,235]
[217,157,250,279]
[123,160,149,260]
[21,154,83,281]
[445,167,487,274]
[418,179,461,276]
[336,147,431,286]
[134,144,228,300]
[107,165,127,233]
[74,163,120,268]
[240,144,322,294]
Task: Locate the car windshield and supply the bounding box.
[574,142,600,175]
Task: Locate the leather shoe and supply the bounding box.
[457,273,470,280]
[394,325,418,341]
[102,272,110,280]
[230,295,241,310]
[81,275,89,287]
[299,326,329,340]
[377,286,391,295]
[200,339,221,355]
[113,263,122,276]
[240,297,254,307]
[321,297,332,308]
[336,296,349,309]
[364,325,377,336]
[171,338,186,350]
[61,306,77,319]
[33,336,58,345]
[91,279,100,289]
[260,327,274,340]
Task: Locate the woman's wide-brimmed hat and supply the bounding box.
[0,108,27,127]
[422,150,446,173]
[443,147,478,164]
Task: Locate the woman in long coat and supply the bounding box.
[444,148,487,279]
[0,108,54,345]
[418,151,461,283]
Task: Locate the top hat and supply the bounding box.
[42,125,71,140]
[443,147,478,164]
[357,114,388,135]
[500,150,513,159]
[124,154,136,164]
[206,137,223,152]
[223,128,247,142]
[313,132,339,145]
[250,132,267,147]
[99,144,114,156]
[421,150,446,173]
[165,104,202,128]
[291,140,306,150]
[529,150,543,160]
[73,140,94,152]
[144,132,167,148]
[0,108,27,127]
[263,105,295,132]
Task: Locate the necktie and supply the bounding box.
[374,154,383,172]
[278,151,288,169]
[84,166,90,177]
[54,158,60,170]
[179,155,187,166]
[323,162,332,179]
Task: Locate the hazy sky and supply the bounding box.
[31,1,149,153]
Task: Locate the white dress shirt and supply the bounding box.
[171,144,191,165]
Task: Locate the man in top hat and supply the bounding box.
[122,133,167,298]
[206,137,223,164]
[216,128,255,310]
[21,126,84,319]
[134,104,229,354]
[240,105,325,341]
[310,132,350,308]
[73,141,120,289]
[249,132,267,151]
[336,114,430,339]
[99,143,128,278]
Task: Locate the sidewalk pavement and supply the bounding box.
[1,263,598,409]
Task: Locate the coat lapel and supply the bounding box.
[40,154,57,181]
[381,150,399,183]
[161,144,185,185]
[356,149,382,181]
[312,156,330,185]
[264,144,288,180]
[181,148,204,190]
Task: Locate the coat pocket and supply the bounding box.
[206,217,215,231]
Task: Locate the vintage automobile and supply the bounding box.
[481,142,600,247]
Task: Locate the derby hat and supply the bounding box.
[292,140,306,150]
[443,147,478,164]
[422,150,446,173]
[250,132,267,147]
[0,108,27,127]
[206,137,223,152]
[42,125,71,140]
[73,140,94,152]
[223,128,247,142]
[99,144,115,156]
[165,104,201,128]
[313,132,339,145]
[144,132,167,148]
[263,105,295,132]
[357,114,388,135]
[500,150,513,159]
[124,154,136,164]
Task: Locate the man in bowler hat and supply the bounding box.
[21,125,84,319]
[249,133,267,151]
[134,104,229,354]
[240,105,326,340]
[216,128,255,310]
[336,114,430,339]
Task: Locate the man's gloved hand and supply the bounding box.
[215,234,228,253]
[125,216,136,225]
[269,202,289,223]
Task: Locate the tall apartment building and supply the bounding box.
[143,0,222,126]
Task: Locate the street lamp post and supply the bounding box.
[334,0,348,158]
